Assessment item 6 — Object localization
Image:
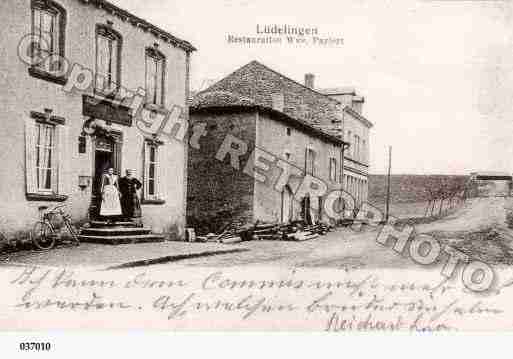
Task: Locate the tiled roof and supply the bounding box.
[192,60,344,139]
[318,87,356,95]
[191,91,346,145]
[191,91,256,108]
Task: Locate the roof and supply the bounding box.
[319,88,372,128]
[80,0,196,52]
[192,60,348,141]
[191,91,346,146]
[471,171,511,176]
[318,87,356,95]
[343,106,374,128]
[192,91,256,108]
[471,171,512,178]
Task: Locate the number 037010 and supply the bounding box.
[19,342,51,351]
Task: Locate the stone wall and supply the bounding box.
[187,110,257,234]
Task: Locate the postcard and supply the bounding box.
[1,0,513,343]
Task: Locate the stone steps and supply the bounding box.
[78,233,166,245]
[89,221,137,228]
[81,227,152,236]
[79,221,165,245]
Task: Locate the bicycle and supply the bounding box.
[31,204,80,250]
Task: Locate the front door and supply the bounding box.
[90,135,119,220]
[281,186,293,223]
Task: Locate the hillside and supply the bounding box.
[368,174,469,204]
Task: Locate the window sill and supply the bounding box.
[344,156,369,168]
[93,89,125,102]
[26,193,69,202]
[142,199,166,205]
[28,67,68,86]
[144,103,168,114]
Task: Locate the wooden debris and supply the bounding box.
[191,219,335,244]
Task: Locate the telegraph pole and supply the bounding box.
[385,146,392,222]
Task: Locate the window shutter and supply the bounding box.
[56,125,70,194]
[25,118,37,194]
[154,145,161,199]
[51,127,59,193]
[143,142,149,199]
[145,55,154,103]
[304,148,308,175]
[143,141,150,199]
[311,149,316,176]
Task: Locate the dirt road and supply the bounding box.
[1,197,511,269]
[415,197,509,233]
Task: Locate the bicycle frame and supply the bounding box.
[62,216,78,239]
[40,206,79,243]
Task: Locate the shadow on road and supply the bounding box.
[105,248,250,270]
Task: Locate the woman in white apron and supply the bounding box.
[100,167,122,218]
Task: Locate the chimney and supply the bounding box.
[304,73,315,89]
[351,95,365,115]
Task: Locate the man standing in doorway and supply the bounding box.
[119,169,143,225]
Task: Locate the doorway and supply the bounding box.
[281,185,294,223]
[89,134,122,220]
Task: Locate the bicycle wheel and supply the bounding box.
[32,221,56,250]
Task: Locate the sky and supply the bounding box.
[111,0,513,175]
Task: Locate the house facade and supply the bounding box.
[187,61,349,233]
[0,0,195,238]
[319,87,373,208]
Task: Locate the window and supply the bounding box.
[305,148,316,176]
[359,179,362,203]
[286,128,291,136]
[145,48,166,106]
[30,0,66,82]
[329,157,337,182]
[285,152,291,161]
[25,114,68,200]
[35,123,55,191]
[32,4,58,66]
[354,134,359,160]
[95,25,121,93]
[346,131,352,158]
[358,136,361,160]
[362,140,367,163]
[144,141,161,200]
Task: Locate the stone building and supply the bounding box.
[0,0,195,239]
[187,61,352,233]
[319,87,373,208]
[469,172,512,197]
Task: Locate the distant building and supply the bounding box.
[187,61,350,231]
[319,87,373,208]
[469,172,512,197]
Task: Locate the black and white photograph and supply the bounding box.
[1,0,513,354]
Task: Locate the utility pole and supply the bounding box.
[385,146,392,222]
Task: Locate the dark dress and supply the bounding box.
[119,177,142,219]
